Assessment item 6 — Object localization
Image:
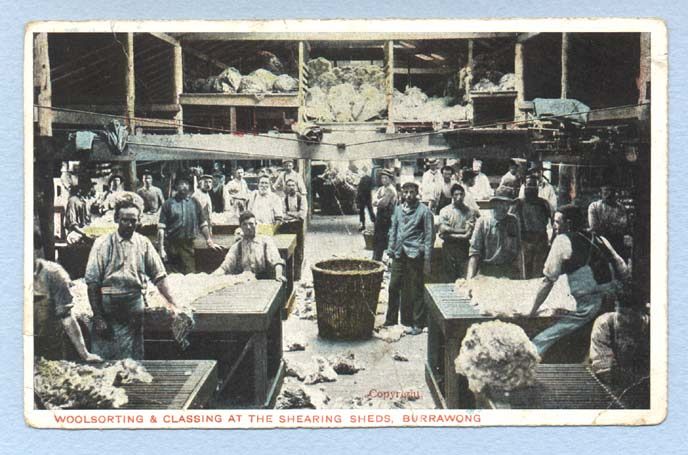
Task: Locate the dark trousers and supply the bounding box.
[442,239,469,282]
[166,238,196,274]
[372,216,391,261]
[92,292,145,360]
[522,232,550,279]
[358,196,376,226]
[386,252,426,327]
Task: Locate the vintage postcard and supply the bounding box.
[24,18,667,428]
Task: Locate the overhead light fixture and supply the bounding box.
[415,53,433,61]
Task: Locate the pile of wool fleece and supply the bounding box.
[455,320,540,393]
[454,275,577,317]
[187,67,298,94]
[305,57,387,122]
[70,272,256,322]
[392,86,473,122]
[471,73,516,92]
[34,358,152,409]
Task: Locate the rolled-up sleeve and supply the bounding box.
[264,237,285,269]
[215,243,240,275]
[423,208,434,259]
[589,313,616,374]
[83,237,106,286]
[272,195,284,220]
[468,219,485,258]
[143,237,167,284]
[48,267,74,318]
[542,234,572,281]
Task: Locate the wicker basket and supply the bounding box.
[311,258,385,340]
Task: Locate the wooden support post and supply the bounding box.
[514,42,525,121]
[34,151,55,260]
[229,107,237,132]
[297,41,308,124]
[561,33,569,99]
[172,42,184,134]
[384,40,395,133]
[467,39,474,67]
[124,33,136,131]
[123,160,137,191]
[305,159,312,222]
[33,33,52,137]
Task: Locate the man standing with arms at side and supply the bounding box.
[85,196,182,360]
[223,166,250,218]
[356,164,376,232]
[438,184,478,281]
[384,181,434,335]
[510,175,552,278]
[421,158,443,210]
[283,178,308,280]
[136,170,165,214]
[372,169,397,262]
[158,176,221,274]
[193,174,214,228]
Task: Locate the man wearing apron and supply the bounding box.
[372,169,398,262]
[213,211,286,281]
[466,187,524,280]
[85,195,181,360]
[528,204,629,355]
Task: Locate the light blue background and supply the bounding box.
[1,1,684,453]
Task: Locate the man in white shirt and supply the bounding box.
[471,159,494,200]
[248,175,284,225]
[273,159,306,197]
[223,167,250,218]
[421,158,443,207]
[192,174,214,226]
[213,211,285,281]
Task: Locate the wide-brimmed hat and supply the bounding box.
[426,158,439,165]
[490,186,518,203]
[379,169,395,179]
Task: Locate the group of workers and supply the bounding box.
[366,156,643,387]
[36,160,310,364]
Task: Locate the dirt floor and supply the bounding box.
[279,214,437,409]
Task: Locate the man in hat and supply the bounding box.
[223,166,250,218]
[519,163,557,216]
[471,159,494,201]
[438,184,479,281]
[85,195,182,360]
[385,181,434,334]
[588,183,629,257]
[500,160,522,198]
[136,170,165,214]
[372,169,397,261]
[273,159,306,197]
[509,175,552,278]
[433,165,460,215]
[467,187,524,279]
[421,158,443,208]
[248,175,284,225]
[193,173,214,226]
[158,176,221,274]
[65,179,93,244]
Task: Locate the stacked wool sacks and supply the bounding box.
[34,358,152,409]
[186,67,298,94]
[305,57,387,122]
[392,86,473,123]
[455,320,540,394]
[454,276,577,317]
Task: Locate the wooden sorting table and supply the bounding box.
[145,280,286,409]
[121,360,218,410]
[193,234,297,317]
[474,364,630,410]
[424,283,595,409]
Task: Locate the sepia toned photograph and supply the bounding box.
[24,19,667,428]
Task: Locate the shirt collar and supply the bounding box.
[115,231,133,243]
